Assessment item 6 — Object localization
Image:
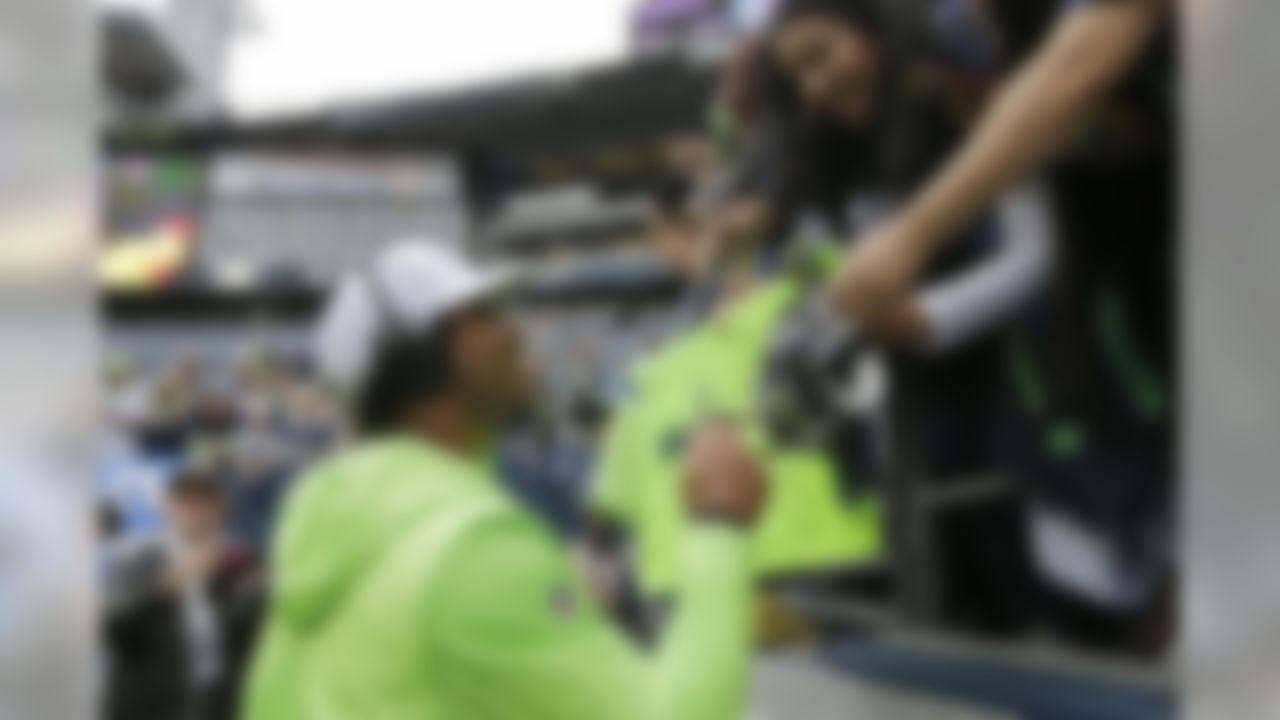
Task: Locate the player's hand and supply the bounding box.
[684,422,768,526]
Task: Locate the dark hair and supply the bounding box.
[355,319,456,435]
[760,0,920,238]
[773,0,885,38]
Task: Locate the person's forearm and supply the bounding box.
[652,523,754,720]
[901,0,1161,258]
[917,183,1055,353]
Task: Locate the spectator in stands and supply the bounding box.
[102,468,261,720]
[695,0,1060,632]
[224,389,301,555]
[97,412,169,538]
[229,349,284,429]
[280,377,344,459]
[191,390,240,438]
[817,0,1176,654]
[135,356,205,464]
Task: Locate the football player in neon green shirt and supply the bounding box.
[244,241,768,720]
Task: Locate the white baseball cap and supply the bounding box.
[314,240,514,396]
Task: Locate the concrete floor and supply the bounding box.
[749,653,1010,720]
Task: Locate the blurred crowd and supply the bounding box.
[97,351,342,720]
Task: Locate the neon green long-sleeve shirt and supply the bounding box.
[243,436,753,720]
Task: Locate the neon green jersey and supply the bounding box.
[592,278,883,597]
[244,437,754,720]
